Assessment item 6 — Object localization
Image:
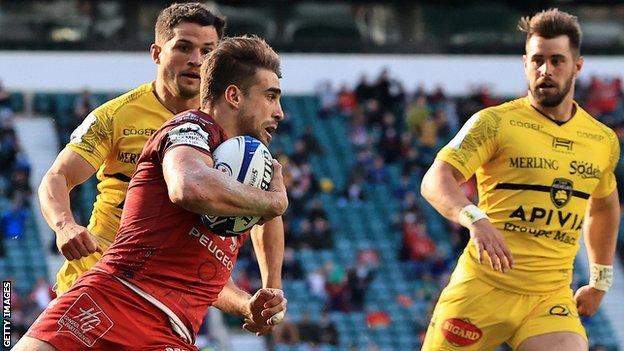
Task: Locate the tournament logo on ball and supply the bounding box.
[215,162,233,177]
[550,178,573,208]
[441,318,482,347]
[57,293,114,347]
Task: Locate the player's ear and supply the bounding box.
[224,85,242,109]
[150,44,161,64]
[574,55,584,77]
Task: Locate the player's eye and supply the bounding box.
[201,48,211,56]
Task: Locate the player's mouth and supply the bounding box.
[180,71,201,81]
[264,125,277,142]
[536,81,557,92]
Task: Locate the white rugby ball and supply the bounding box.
[201,136,273,236]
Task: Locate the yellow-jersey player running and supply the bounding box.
[421,9,620,351]
[39,3,286,313]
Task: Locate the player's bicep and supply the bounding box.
[163,145,214,191]
[47,147,97,189]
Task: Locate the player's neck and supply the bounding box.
[153,81,199,114]
[528,92,576,123]
[205,107,240,138]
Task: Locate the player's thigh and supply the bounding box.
[55,251,102,294]
[422,277,513,351]
[12,335,58,351]
[508,288,586,349]
[517,332,587,351]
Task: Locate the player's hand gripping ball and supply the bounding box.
[201,136,273,236]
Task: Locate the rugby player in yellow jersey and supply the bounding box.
[420,9,620,351]
[38,4,287,330]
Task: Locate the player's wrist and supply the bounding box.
[458,204,488,228]
[589,263,613,292]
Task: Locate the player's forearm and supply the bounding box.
[213,278,252,319]
[421,160,473,223]
[584,191,620,265]
[168,165,283,218]
[251,217,284,289]
[38,171,77,232]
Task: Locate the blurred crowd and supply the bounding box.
[0,80,33,257]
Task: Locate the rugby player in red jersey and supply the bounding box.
[15,35,288,351]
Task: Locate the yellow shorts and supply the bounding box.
[54,250,103,295]
[421,276,586,350]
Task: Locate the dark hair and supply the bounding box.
[518,8,582,56]
[200,35,282,109]
[155,3,225,42]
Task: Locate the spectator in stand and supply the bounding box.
[324,260,349,312]
[337,83,357,116]
[297,311,321,345]
[309,217,333,250]
[307,267,327,300]
[355,73,375,104]
[316,80,337,119]
[417,113,441,163]
[363,98,383,128]
[307,198,328,222]
[301,125,323,156]
[349,109,369,150]
[8,168,33,205]
[379,112,402,163]
[340,173,366,205]
[1,194,29,239]
[347,257,377,311]
[367,155,387,183]
[374,68,392,110]
[0,79,11,111]
[273,315,300,345]
[318,311,339,345]
[282,247,304,280]
[405,95,431,134]
[400,213,436,278]
[290,139,310,165]
[0,128,18,178]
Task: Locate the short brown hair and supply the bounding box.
[518,9,582,56]
[200,35,282,109]
[155,3,225,43]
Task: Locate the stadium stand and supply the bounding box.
[2,72,624,350]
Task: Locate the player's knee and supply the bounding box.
[518,332,587,351]
[12,336,58,351]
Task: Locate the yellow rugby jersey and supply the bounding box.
[67,82,173,245]
[437,97,619,294]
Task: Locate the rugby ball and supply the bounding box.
[201,136,273,236]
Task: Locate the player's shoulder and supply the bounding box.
[477,98,526,120]
[91,82,155,121]
[166,109,219,130]
[575,104,618,145]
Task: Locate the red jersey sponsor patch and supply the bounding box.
[57,293,114,347]
[441,318,482,347]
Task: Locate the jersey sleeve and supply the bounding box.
[436,110,501,180]
[592,131,620,198]
[66,109,113,170]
